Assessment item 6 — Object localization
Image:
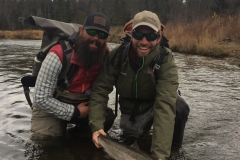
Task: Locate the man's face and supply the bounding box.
[131,26,160,57]
[75,26,107,68]
[80,26,108,51]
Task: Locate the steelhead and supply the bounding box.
[98,135,157,160]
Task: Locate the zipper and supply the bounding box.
[135,57,144,113]
[135,57,144,99]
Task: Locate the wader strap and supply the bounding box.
[21,76,38,108]
[23,86,33,109]
[115,91,118,117]
[54,91,90,105]
[129,101,141,122]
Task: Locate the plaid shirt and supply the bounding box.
[33,52,74,121]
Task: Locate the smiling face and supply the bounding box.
[131,25,161,57]
[79,26,107,51]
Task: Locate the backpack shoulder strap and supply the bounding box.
[148,45,166,80]
[160,35,169,48]
[110,40,130,70]
[110,35,131,68]
[110,37,130,117]
[57,40,79,92]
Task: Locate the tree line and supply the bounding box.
[0,0,240,30]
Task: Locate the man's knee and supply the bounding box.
[176,95,190,121]
[31,107,67,137]
[172,95,190,147]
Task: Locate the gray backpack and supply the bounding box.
[20,16,81,108]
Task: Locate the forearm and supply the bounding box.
[151,62,179,159]
[151,98,176,160]
[89,71,115,132]
[89,53,118,132]
[33,52,75,121]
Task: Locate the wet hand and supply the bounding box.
[92,129,106,148]
[77,102,89,118]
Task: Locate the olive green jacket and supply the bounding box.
[89,42,179,160]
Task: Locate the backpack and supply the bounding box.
[19,16,81,109]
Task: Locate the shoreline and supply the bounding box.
[0,29,239,67]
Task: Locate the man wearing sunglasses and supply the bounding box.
[89,10,187,160]
[31,12,116,138]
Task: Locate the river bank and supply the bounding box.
[1,18,240,67]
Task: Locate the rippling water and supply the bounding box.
[0,39,239,160]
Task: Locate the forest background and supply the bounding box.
[0,0,240,66]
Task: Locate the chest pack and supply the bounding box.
[19,16,81,109]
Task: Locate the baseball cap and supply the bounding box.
[132,10,161,32]
[83,12,110,34]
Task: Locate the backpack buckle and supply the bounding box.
[154,64,160,70]
[64,77,70,87]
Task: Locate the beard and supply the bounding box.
[75,34,106,68]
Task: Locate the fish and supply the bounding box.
[98,135,157,160]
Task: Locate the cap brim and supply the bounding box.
[84,26,109,35]
[132,22,159,32]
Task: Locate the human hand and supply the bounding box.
[77,102,89,118]
[92,129,106,148]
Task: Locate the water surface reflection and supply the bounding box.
[0,40,239,160]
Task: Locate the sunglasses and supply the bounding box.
[85,29,108,39]
[132,31,159,41]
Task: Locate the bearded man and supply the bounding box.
[31,12,115,137]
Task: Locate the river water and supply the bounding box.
[0,39,239,160]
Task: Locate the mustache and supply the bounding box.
[88,39,102,47]
[75,35,106,68]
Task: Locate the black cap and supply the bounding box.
[83,12,110,34]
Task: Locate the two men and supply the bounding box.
[32,12,115,137]
[89,10,189,160]
[31,10,189,160]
